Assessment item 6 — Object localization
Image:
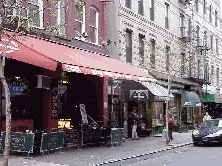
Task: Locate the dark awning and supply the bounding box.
[182,91,201,107]
[123,80,174,102]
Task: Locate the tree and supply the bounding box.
[0,0,68,165]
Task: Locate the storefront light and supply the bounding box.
[15,76,20,79]
[62,80,68,84]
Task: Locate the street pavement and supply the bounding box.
[0,131,193,166]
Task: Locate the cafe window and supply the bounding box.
[2,77,31,120]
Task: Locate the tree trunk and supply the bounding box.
[0,61,11,166]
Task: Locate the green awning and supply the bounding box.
[182,91,201,107]
[202,94,222,103]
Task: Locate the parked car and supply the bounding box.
[192,118,222,146]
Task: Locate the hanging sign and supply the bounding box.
[80,104,88,124]
[51,89,58,119]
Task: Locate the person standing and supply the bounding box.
[203,112,212,122]
[168,114,176,142]
[129,107,139,140]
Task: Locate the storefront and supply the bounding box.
[122,80,174,138]
[0,32,156,138]
[202,93,222,119]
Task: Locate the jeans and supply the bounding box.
[169,127,173,141]
[132,124,138,139]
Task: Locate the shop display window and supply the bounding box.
[2,77,32,120]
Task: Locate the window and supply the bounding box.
[28,0,43,28]
[210,35,213,52]
[217,68,219,86]
[216,38,218,54]
[188,19,191,37]
[189,52,192,77]
[150,39,155,68]
[125,0,131,9]
[197,60,200,79]
[150,0,154,21]
[195,0,198,12]
[90,6,98,44]
[211,65,214,83]
[138,0,144,16]
[139,34,145,65]
[204,31,207,46]
[215,10,218,27]
[181,53,185,74]
[56,1,66,35]
[126,30,132,63]
[209,5,212,23]
[75,3,85,38]
[196,25,200,46]
[205,63,208,81]
[203,0,206,15]
[165,3,169,29]
[180,14,185,38]
[166,45,170,72]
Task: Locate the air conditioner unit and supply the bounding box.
[36,75,51,90]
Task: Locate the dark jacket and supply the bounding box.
[129,112,138,125]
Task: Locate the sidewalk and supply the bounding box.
[0,131,193,166]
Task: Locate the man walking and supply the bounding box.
[129,107,139,140]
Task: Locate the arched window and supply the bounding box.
[90,6,99,44]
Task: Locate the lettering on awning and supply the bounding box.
[65,65,81,73]
[130,90,148,100]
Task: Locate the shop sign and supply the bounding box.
[130,90,148,100]
[51,89,58,119]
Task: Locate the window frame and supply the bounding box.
[150,0,154,21]
[139,34,145,65]
[150,39,155,69]
[56,1,66,36]
[125,0,131,9]
[89,6,99,44]
[125,29,133,63]
[28,0,43,29]
[165,2,169,29]
[75,3,85,39]
[138,0,144,16]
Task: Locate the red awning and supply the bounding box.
[0,34,58,71]
[1,33,156,82]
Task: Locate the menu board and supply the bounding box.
[80,104,88,124]
[1,132,35,153]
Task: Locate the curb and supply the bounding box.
[93,142,193,166]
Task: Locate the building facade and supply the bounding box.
[0,0,156,134]
[105,0,222,135]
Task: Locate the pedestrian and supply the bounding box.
[168,114,176,142]
[203,112,212,122]
[129,107,139,140]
